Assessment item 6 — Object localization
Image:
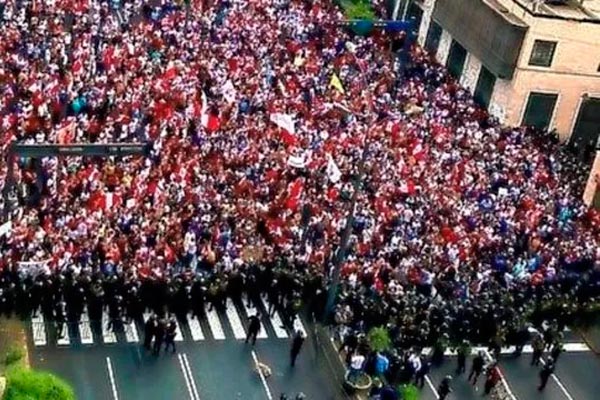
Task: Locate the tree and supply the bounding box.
[367,326,392,353]
[3,367,75,400]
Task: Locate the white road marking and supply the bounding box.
[102,311,117,344]
[204,304,225,340]
[260,294,288,339]
[483,350,517,400]
[182,353,201,400]
[424,375,439,399]
[106,357,120,400]
[241,295,267,339]
[225,299,246,340]
[439,343,590,356]
[174,318,184,342]
[252,350,273,400]
[32,312,47,346]
[57,323,70,346]
[540,358,574,400]
[79,310,94,345]
[292,316,307,338]
[187,312,205,341]
[123,319,139,343]
[178,354,195,400]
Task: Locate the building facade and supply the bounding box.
[396,0,600,205]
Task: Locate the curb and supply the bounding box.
[576,328,600,355]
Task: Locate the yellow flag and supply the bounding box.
[330,73,345,94]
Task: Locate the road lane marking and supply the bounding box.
[225,299,246,339]
[424,375,439,399]
[260,294,288,339]
[102,310,117,344]
[106,357,120,400]
[187,312,205,341]
[439,344,590,356]
[241,295,267,339]
[540,358,574,400]
[174,318,184,342]
[79,309,94,345]
[204,304,225,340]
[483,350,517,400]
[251,350,273,400]
[32,311,47,346]
[182,353,200,400]
[123,319,139,343]
[57,323,70,346]
[178,354,195,400]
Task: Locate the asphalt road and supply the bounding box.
[28,301,347,400]
[420,332,600,400]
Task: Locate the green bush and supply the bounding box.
[367,326,392,353]
[4,367,75,400]
[340,0,376,20]
[398,383,420,400]
[4,346,25,367]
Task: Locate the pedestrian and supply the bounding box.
[484,363,501,395]
[456,341,469,374]
[469,351,485,385]
[538,358,555,391]
[246,313,261,346]
[164,317,177,354]
[550,341,563,363]
[531,334,545,366]
[290,329,305,367]
[438,375,452,400]
[153,318,166,355]
[144,314,158,350]
[414,357,430,389]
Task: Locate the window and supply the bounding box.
[521,92,558,130]
[528,40,557,67]
[473,67,496,109]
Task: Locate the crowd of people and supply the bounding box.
[1,0,600,395]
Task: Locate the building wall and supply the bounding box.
[460,53,482,93]
[417,0,436,46]
[583,152,600,206]
[435,29,452,66]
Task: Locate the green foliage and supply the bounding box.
[367,326,392,353]
[340,0,376,20]
[3,367,75,400]
[3,346,25,367]
[398,383,420,400]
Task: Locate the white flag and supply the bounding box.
[326,155,341,183]
[0,220,12,238]
[222,80,236,104]
[270,113,296,134]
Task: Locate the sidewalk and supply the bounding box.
[579,323,600,354]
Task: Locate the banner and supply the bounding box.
[270,113,296,135]
[222,80,236,104]
[17,259,52,277]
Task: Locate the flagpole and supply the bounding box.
[322,139,369,322]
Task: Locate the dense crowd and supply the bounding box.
[1,0,600,382]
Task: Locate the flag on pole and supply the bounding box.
[326,154,342,183]
[330,73,345,94]
[201,91,221,132]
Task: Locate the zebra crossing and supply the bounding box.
[30,299,306,348]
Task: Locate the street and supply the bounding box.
[419,329,600,400]
[28,299,346,400]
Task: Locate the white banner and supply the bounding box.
[17,259,52,277]
[326,155,342,183]
[270,113,296,134]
